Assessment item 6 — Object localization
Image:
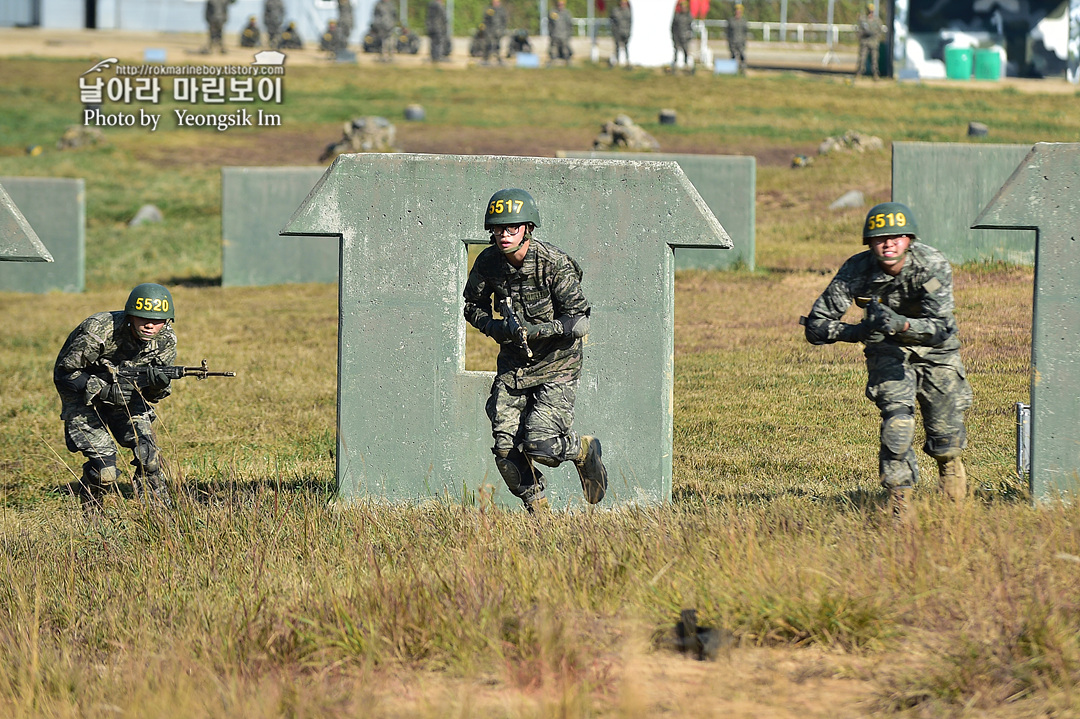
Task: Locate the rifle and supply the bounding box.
[108,359,237,387]
[500,296,533,359]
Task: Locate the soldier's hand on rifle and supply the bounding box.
[143,366,171,391]
[99,379,134,406]
[867,301,909,336]
[483,317,516,344]
[524,320,562,341]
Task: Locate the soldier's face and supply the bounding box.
[490,223,526,253]
[868,234,911,270]
[130,316,166,342]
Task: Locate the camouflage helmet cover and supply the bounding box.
[484,188,541,229]
[863,201,917,244]
[125,283,175,321]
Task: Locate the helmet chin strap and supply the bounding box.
[501,238,526,255]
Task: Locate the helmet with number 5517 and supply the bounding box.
[484,188,541,229]
[863,201,918,244]
[125,283,175,321]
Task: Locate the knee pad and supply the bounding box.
[83,456,119,485]
[522,437,562,468]
[132,439,159,475]
[880,409,916,460]
[925,426,966,460]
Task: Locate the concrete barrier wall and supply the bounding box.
[281,154,731,508]
[561,151,755,271]
[0,177,83,292]
[222,167,338,287]
[892,142,1033,265]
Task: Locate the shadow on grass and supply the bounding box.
[56,475,336,505]
[163,275,222,288]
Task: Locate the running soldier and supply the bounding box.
[464,189,608,512]
[801,203,973,522]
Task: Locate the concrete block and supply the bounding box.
[281,153,731,507]
[0,177,83,292]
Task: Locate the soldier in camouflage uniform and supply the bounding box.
[371,0,398,60]
[726,3,748,74]
[264,0,285,50]
[855,2,882,81]
[802,202,972,521]
[240,16,261,47]
[464,189,608,513]
[671,0,694,72]
[426,0,450,62]
[280,21,304,49]
[547,0,573,66]
[54,284,178,511]
[609,0,632,68]
[204,0,236,54]
[481,0,508,65]
[337,0,355,51]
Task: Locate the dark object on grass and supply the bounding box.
[659,108,677,125]
[968,121,989,137]
[673,608,733,661]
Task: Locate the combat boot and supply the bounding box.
[937,457,967,502]
[573,436,608,504]
[134,471,173,509]
[889,486,915,525]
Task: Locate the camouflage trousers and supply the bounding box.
[865,345,973,489]
[63,401,159,481]
[486,376,582,503]
[856,40,879,79]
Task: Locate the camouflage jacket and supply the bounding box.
[426,1,448,35]
[264,0,284,28]
[464,239,590,389]
[856,12,881,42]
[671,9,693,43]
[726,16,748,47]
[549,8,573,41]
[483,4,507,37]
[372,0,397,32]
[803,242,962,357]
[609,5,632,40]
[54,311,178,417]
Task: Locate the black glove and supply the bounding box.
[483,317,515,344]
[98,380,133,406]
[524,321,562,341]
[143,366,171,392]
[867,301,908,336]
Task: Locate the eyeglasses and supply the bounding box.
[488,223,524,236]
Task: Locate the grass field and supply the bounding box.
[1,56,1078,717]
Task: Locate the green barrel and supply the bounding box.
[974,48,1002,80]
[944,46,973,80]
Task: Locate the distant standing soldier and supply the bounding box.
[371,0,398,60]
[609,0,632,67]
[54,284,178,511]
[204,0,236,54]
[726,2,748,74]
[482,0,508,65]
[264,0,284,49]
[801,203,973,522]
[671,0,694,72]
[338,0,355,50]
[280,20,304,49]
[464,189,609,513]
[855,1,883,80]
[426,0,450,62]
[240,15,261,47]
[547,0,573,66]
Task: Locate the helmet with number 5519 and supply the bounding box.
[863,201,918,244]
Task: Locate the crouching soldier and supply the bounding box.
[54,283,178,511]
[464,189,608,512]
